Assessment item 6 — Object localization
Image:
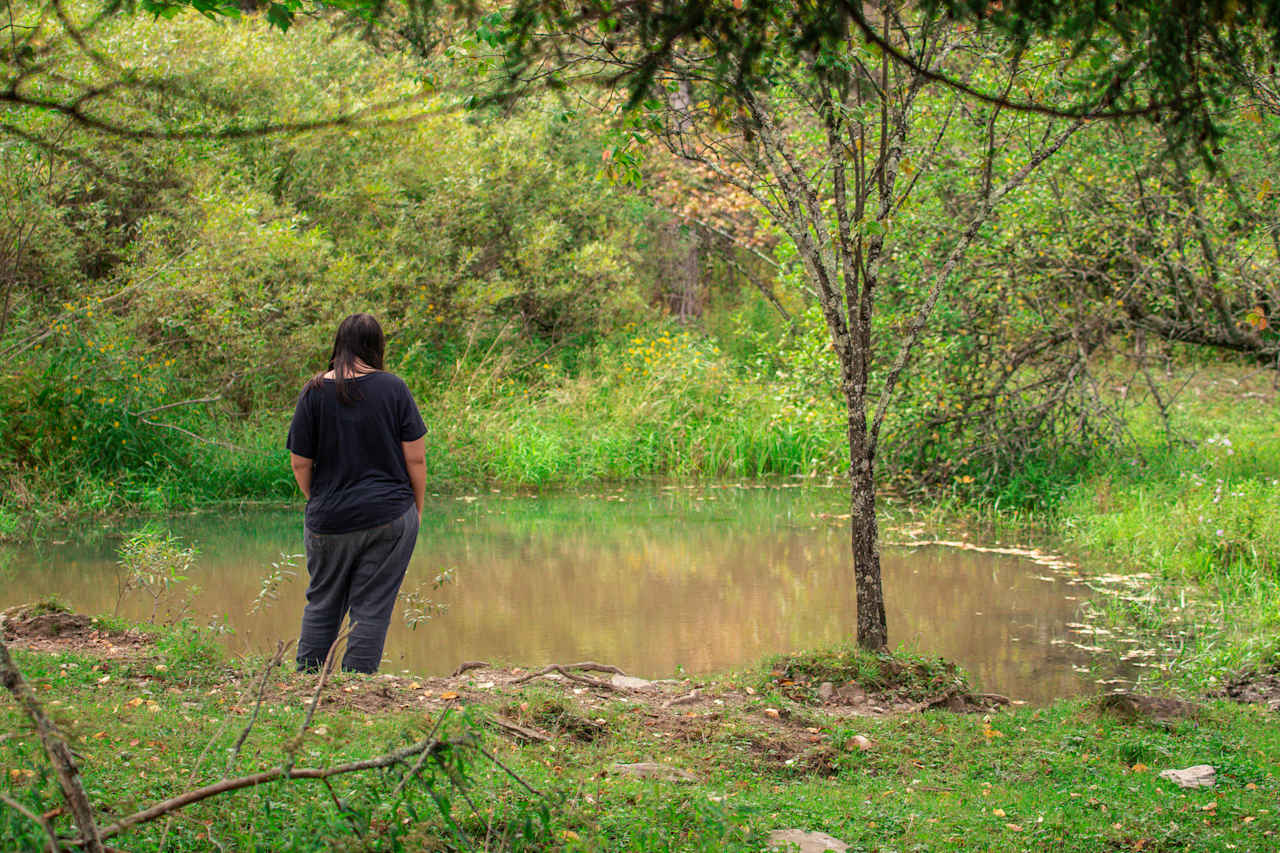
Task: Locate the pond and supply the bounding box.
[2,484,1114,704]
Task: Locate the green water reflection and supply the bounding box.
[3,485,1103,703]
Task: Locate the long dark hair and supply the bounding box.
[305,313,385,405]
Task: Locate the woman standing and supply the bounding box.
[286,313,427,673]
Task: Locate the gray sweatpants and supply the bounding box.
[297,504,419,674]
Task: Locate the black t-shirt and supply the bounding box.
[286,372,427,534]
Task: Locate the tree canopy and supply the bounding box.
[91,1,1280,132]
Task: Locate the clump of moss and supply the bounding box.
[508,690,608,742]
[758,643,969,703]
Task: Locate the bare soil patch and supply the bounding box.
[1219,667,1280,712]
[1098,692,1201,722]
[1,604,153,659]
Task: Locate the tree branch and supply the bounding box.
[869,117,1087,455]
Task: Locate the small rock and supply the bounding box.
[608,762,698,783]
[849,734,873,752]
[767,829,850,852]
[611,674,653,690]
[817,682,834,701]
[1159,765,1216,788]
[1099,692,1198,722]
[663,689,701,708]
[836,683,869,704]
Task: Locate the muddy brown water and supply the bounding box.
[1,485,1112,704]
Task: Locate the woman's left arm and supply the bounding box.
[290,453,314,500]
[401,438,426,518]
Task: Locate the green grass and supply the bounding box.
[4,343,1278,850]
[1048,370,1280,690]
[872,365,1280,695]
[2,640,1277,852]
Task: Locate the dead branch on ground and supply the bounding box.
[510,661,626,690]
[451,660,489,677]
[226,640,293,776]
[0,792,60,853]
[488,716,552,743]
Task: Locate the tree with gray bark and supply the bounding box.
[471,3,1095,648]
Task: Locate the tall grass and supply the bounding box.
[1047,370,1280,682]
[408,324,843,487]
[4,321,848,535]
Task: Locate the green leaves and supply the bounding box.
[265,2,299,31]
[136,0,303,29]
[476,10,511,47]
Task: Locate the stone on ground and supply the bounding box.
[1159,765,1216,788]
[766,829,850,852]
[608,762,698,783]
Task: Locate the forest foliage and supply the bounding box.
[0,3,1277,524]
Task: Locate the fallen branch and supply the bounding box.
[226,640,292,777]
[91,735,471,841]
[451,660,489,677]
[662,689,701,709]
[0,631,105,852]
[2,629,547,850]
[488,716,552,743]
[389,708,453,800]
[510,662,626,690]
[286,625,353,774]
[469,742,544,798]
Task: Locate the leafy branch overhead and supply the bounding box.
[86,0,1280,136]
[8,1,1279,144]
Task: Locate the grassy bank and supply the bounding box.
[877,364,1280,696]
[1,614,1276,852]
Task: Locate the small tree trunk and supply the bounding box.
[848,409,887,649]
